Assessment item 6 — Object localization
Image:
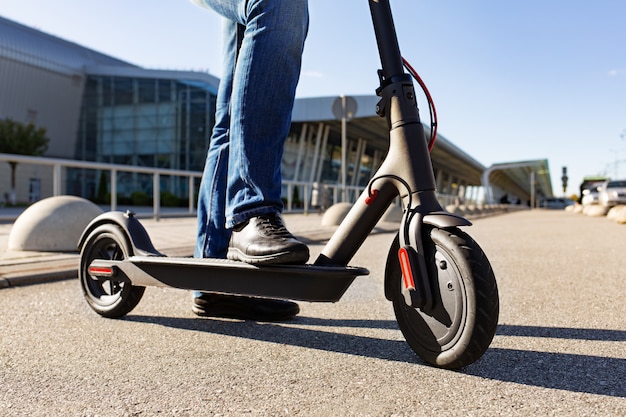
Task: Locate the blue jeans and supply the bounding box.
[193,0,309,259]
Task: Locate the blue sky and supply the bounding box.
[2,0,626,196]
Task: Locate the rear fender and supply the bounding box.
[77,211,162,257]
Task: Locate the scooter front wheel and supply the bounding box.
[387,226,499,369]
[79,223,145,318]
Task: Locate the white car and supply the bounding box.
[598,180,626,207]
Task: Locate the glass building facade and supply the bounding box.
[1,15,548,209]
[71,74,217,203]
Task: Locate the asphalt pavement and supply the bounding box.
[0,209,624,416]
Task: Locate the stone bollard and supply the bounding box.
[8,196,103,252]
[321,202,353,226]
[609,205,626,224]
[582,204,608,217]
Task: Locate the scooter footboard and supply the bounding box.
[87,256,370,302]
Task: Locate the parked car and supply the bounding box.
[581,185,602,205]
[598,180,626,207]
[540,197,574,209]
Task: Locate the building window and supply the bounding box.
[75,74,216,201]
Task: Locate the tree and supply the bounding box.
[0,118,49,205]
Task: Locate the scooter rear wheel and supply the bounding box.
[388,226,499,369]
[79,223,145,318]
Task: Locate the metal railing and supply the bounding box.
[0,153,458,219]
[0,153,201,219]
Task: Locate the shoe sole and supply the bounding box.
[192,295,300,322]
[191,304,298,322]
[227,247,309,265]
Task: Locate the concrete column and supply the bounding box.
[351,138,365,187]
[315,125,330,183]
[435,168,444,191]
[292,124,308,182]
[372,149,383,172]
[309,122,324,183]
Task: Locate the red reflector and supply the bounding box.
[364,189,378,205]
[88,266,114,277]
[398,247,415,290]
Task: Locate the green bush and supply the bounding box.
[118,194,132,205]
[292,186,301,208]
[95,171,109,204]
[161,191,179,207]
[130,191,150,206]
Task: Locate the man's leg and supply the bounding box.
[222,0,310,265]
[225,0,309,227]
[194,0,309,265]
[195,18,238,260]
[192,5,305,320]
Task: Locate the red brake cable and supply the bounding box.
[402,57,438,151]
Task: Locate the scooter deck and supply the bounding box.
[88,256,370,302]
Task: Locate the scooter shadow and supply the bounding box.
[125,314,625,398]
[126,314,419,364]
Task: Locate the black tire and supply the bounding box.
[79,223,145,318]
[388,226,499,369]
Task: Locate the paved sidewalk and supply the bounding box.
[1,209,624,416]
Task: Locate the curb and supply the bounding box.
[0,254,79,289]
[0,268,77,288]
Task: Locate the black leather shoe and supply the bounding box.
[227,213,309,265]
[192,292,300,322]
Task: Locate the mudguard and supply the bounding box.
[384,210,471,303]
[77,210,162,257]
[423,211,472,228]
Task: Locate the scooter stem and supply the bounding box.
[368,0,440,197]
[369,0,404,80]
[315,1,445,267]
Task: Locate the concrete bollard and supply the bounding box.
[582,204,609,217]
[321,202,353,226]
[8,196,103,252]
[609,205,626,224]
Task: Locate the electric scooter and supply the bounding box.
[78,0,499,370]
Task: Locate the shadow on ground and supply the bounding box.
[125,315,625,398]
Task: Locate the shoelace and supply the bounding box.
[257,215,293,238]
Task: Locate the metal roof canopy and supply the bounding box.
[318,117,486,185]
[292,96,553,202]
[482,160,553,204]
[292,95,486,186]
